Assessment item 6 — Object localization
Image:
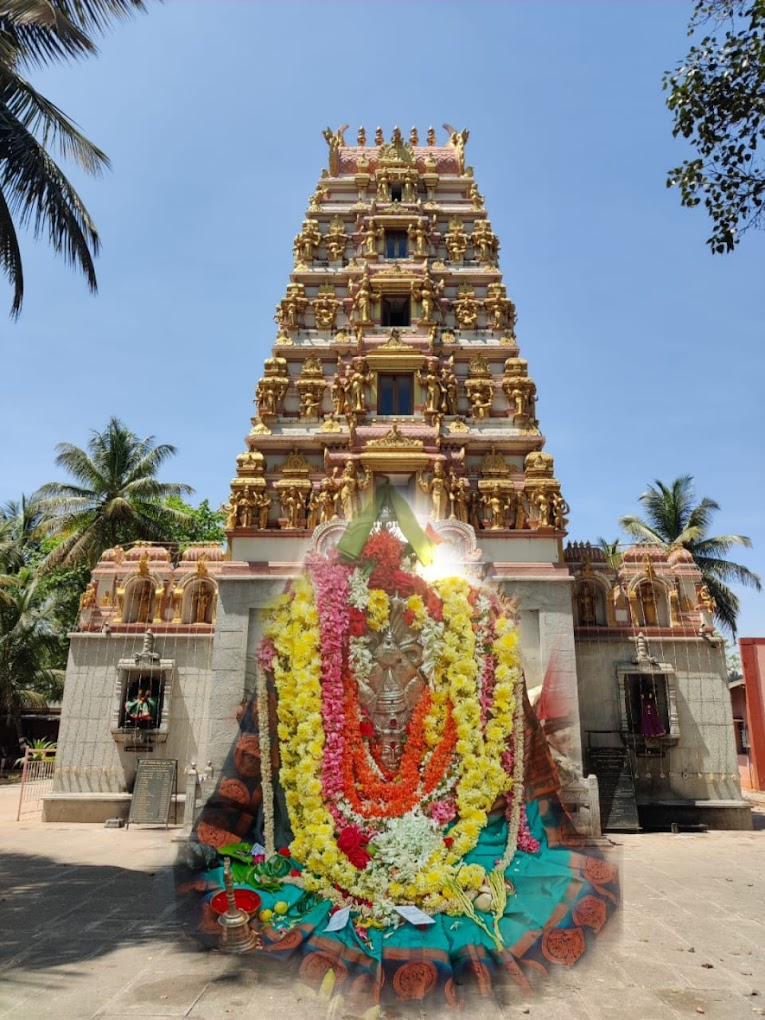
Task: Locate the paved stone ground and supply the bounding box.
[1,784,763,1020]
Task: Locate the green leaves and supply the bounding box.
[664,0,765,251]
[619,474,761,633]
[36,417,195,569]
[0,0,149,315]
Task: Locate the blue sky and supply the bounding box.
[1,0,763,636]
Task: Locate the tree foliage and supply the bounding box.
[0,0,147,315]
[159,497,225,548]
[36,416,193,569]
[620,475,761,633]
[0,566,66,739]
[664,0,765,252]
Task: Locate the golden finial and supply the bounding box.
[375,127,383,146]
[410,126,419,145]
[427,126,436,146]
[357,126,366,145]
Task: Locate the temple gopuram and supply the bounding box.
[47,125,749,834]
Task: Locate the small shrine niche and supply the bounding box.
[630,580,670,628]
[616,636,680,747]
[181,578,217,625]
[573,579,608,627]
[120,575,158,624]
[111,632,174,747]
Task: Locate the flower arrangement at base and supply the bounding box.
[261,526,527,925]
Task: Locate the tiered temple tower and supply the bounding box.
[223,126,574,694]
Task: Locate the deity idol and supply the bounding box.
[177,493,618,1009]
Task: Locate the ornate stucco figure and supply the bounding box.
[445,218,468,263]
[347,357,371,413]
[293,218,322,264]
[333,460,369,520]
[418,461,450,521]
[417,357,442,414]
[453,284,479,328]
[471,218,497,263]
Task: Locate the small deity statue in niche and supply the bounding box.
[361,219,382,258]
[445,219,468,263]
[550,492,569,530]
[465,379,493,419]
[408,221,430,259]
[334,461,370,521]
[236,486,255,529]
[124,687,158,728]
[578,583,597,626]
[317,476,340,523]
[256,490,272,530]
[440,355,458,415]
[418,462,450,521]
[483,485,506,530]
[222,501,236,530]
[306,490,320,531]
[280,487,305,530]
[352,274,374,324]
[346,357,371,413]
[639,584,659,626]
[450,473,471,524]
[135,581,153,624]
[417,358,442,414]
[331,363,349,417]
[193,584,213,624]
[293,218,322,263]
[640,689,666,738]
[535,491,551,528]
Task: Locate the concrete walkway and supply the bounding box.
[1,784,764,1020]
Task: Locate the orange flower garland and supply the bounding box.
[342,678,457,818]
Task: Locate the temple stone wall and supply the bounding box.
[204,575,287,782]
[575,636,749,828]
[43,633,214,822]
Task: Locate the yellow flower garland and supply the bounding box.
[264,571,523,916]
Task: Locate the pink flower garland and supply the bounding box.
[309,557,351,829]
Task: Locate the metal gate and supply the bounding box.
[16,749,56,820]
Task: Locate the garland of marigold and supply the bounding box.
[265,567,524,914]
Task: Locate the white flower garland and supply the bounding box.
[256,666,275,856]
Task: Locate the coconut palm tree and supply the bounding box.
[36,417,193,569]
[0,566,65,745]
[597,537,624,571]
[0,494,46,571]
[0,0,147,316]
[620,475,761,634]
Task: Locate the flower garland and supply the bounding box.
[262,529,526,921]
[255,651,275,856]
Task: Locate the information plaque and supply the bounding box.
[127,759,177,828]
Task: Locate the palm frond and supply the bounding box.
[618,515,667,546]
[1,69,109,172]
[0,105,99,295]
[0,182,24,314]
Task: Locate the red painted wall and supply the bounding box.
[740,638,765,791]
